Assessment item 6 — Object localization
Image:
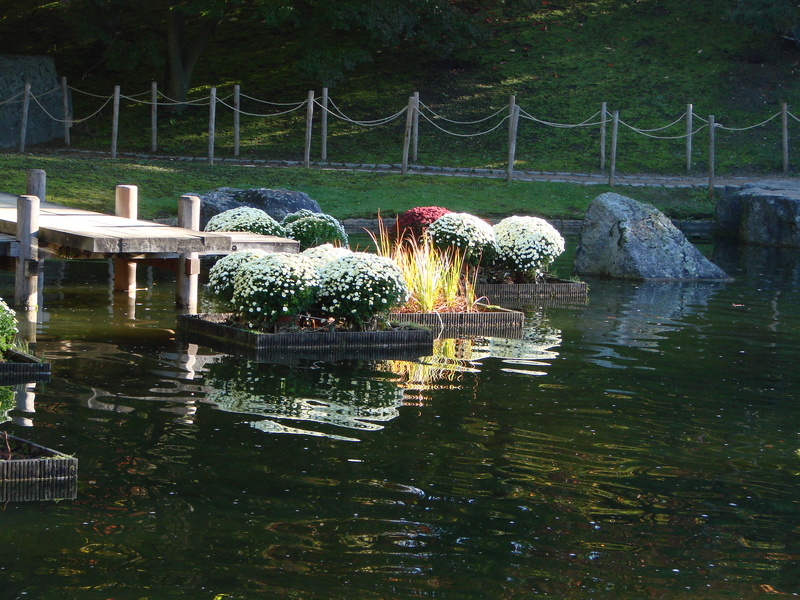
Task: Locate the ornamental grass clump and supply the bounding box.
[207,249,268,300]
[317,253,409,326]
[427,212,498,265]
[396,206,452,239]
[0,298,16,355]
[282,211,348,250]
[492,216,565,281]
[301,244,353,270]
[232,254,320,330]
[204,206,286,237]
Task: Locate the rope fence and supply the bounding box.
[6,77,800,193]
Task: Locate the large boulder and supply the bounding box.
[716,181,800,247]
[574,192,729,280]
[192,187,322,228]
[0,55,66,148]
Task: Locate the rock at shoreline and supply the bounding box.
[190,187,322,227]
[716,181,800,247]
[574,192,729,280]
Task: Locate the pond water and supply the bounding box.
[0,241,799,600]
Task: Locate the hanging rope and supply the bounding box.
[418,101,507,125]
[518,108,604,129]
[418,109,510,137]
[217,96,308,117]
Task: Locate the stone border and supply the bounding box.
[0,435,78,502]
[177,313,435,363]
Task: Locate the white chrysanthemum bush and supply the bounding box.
[281,210,348,250]
[207,249,267,300]
[317,253,410,325]
[427,212,498,265]
[492,216,565,280]
[301,244,353,270]
[204,206,286,237]
[232,254,320,329]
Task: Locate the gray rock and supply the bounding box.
[716,181,800,247]
[191,187,322,227]
[574,192,729,280]
[0,55,67,148]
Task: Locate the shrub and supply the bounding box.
[282,211,348,250]
[0,298,16,354]
[301,244,353,270]
[493,216,565,280]
[427,212,498,265]
[396,206,452,239]
[281,209,319,225]
[317,253,409,325]
[232,254,320,328]
[207,249,268,300]
[204,206,286,237]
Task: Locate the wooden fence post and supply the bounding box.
[233,84,241,157]
[599,101,607,170]
[782,101,789,173]
[150,81,158,153]
[177,195,200,311]
[61,76,71,146]
[113,185,138,294]
[15,195,39,311]
[26,169,46,204]
[208,87,216,165]
[401,95,415,175]
[321,87,328,161]
[708,115,716,198]
[507,99,520,182]
[111,85,120,158]
[19,82,31,153]
[608,110,619,186]
[412,91,420,163]
[686,103,693,172]
[304,90,314,168]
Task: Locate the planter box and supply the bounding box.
[389,309,525,339]
[177,313,435,363]
[475,279,588,309]
[0,435,78,502]
[0,349,51,386]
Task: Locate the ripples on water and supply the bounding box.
[0,244,799,599]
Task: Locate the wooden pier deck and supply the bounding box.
[0,192,297,259]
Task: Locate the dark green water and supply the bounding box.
[0,242,799,600]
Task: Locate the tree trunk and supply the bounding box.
[164,10,216,111]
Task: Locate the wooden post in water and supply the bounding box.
[599,102,607,170]
[401,95,415,175]
[177,195,200,311]
[412,91,420,163]
[150,81,158,153]
[608,110,619,186]
[113,185,138,294]
[233,84,241,157]
[708,115,716,198]
[304,90,314,168]
[15,195,39,311]
[26,169,46,204]
[782,101,789,173]
[61,77,71,146]
[208,87,217,165]
[19,82,31,153]
[111,85,120,159]
[686,103,693,172]
[507,97,520,183]
[320,87,328,161]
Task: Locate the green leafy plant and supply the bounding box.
[204,207,287,237]
[0,298,17,355]
[282,211,348,250]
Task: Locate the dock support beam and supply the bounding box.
[176,195,200,311]
[15,195,39,312]
[113,185,138,294]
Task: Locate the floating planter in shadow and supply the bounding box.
[389,308,526,339]
[0,435,78,502]
[0,349,51,386]
[474,278,588,309]
[177,313,435,363]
